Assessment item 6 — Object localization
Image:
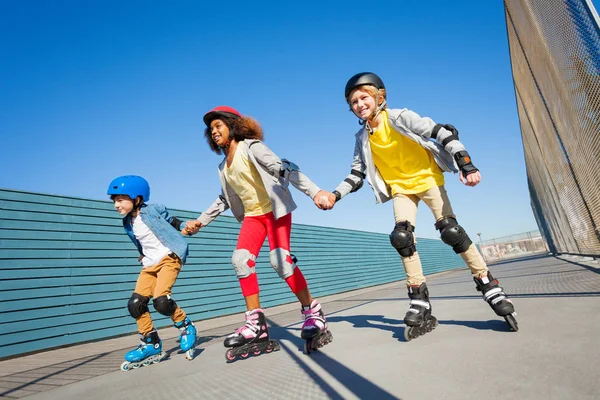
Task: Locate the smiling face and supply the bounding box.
[112,195,134,216]
[210,118,230,147]
[349,87,378,120]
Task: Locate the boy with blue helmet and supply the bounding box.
[107,175,197,370]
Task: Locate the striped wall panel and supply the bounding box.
[0,189,465,358]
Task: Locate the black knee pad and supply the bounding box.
[127,293,150,319]
[153,295,177,317]
[435,217,472,254]
[389,221,416,257]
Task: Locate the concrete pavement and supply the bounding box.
[1,254,599,400]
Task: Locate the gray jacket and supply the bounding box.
[334,108,464,204]
[198,139,322,225]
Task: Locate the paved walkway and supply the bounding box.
[1,254,599,400]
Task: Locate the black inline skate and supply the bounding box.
[403,283,438,341]
[474,272,518,331]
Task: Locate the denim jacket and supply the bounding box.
[334,108,462,204]
[123,203,189,264]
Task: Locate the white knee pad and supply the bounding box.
[269,248,296,279]
[231,249,257,278]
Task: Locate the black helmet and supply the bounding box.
[345,72,385,100]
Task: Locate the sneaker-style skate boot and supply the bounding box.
[120,330,166,371]
[301,300,333,354]
[403,283,438,341]
[474,272,518,331]
[175,316,197,360]
[224,309,280,363]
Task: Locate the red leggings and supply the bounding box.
[236,212,307,296]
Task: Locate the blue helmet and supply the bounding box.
[107,175,150,202]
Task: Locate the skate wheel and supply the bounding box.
[303,341,311,354]
[225,349,237,363]
[253,350,262,356]
[269,340,281,352]
[186,349,195,360]
[240,352,250,359]
[142,359,152,366]
[404,328,413,342]
[505,314,519,332]
[120,361,131,372]
[404,326,421,342]
[132,363,141,369]
[426,318,438,332]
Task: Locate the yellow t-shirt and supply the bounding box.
[369,111,445,195]
[223,148,273,216]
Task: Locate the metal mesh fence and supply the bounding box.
[478,230,548,263]
[505,0,600,256]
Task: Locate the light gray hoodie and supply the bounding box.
[197,139,321,226]
[334,108,464,204]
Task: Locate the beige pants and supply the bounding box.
[393,185,487,286]
[133,254,186,334]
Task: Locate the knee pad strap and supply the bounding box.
[390,221,416,257]
[435,217,472,254]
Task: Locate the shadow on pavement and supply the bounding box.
[0,353,110,398]
[326,314,406,342]
[438,319,511,332]
[0,334,220,398]
[267,318,402,400]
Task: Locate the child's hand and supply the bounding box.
[459,170,481,187]
[137,255,144,264]
[183,220,203,235]
[314,190,336,210]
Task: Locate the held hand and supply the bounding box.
[314,190,336,210]
[183,220,203,235]
[137,255,144,264]
[460,170,481,187]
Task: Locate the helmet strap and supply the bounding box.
[218,128,235,150]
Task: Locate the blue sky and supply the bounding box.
[1,0,557,241]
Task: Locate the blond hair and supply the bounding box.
[348,85,387,106]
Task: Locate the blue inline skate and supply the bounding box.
[175,316,197,360]
[120,330,166,371]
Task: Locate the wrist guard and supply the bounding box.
[454,151,478,176]
[333,190,342,202]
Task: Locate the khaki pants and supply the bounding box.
[133,254,186,334]
[393,185,487,286]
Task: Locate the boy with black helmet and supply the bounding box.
[107,175,197,370]
[323,72,517,340]
[184,106,334,360]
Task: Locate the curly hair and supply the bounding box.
[204,116,264,155]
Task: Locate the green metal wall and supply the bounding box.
[0,189,465,358]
